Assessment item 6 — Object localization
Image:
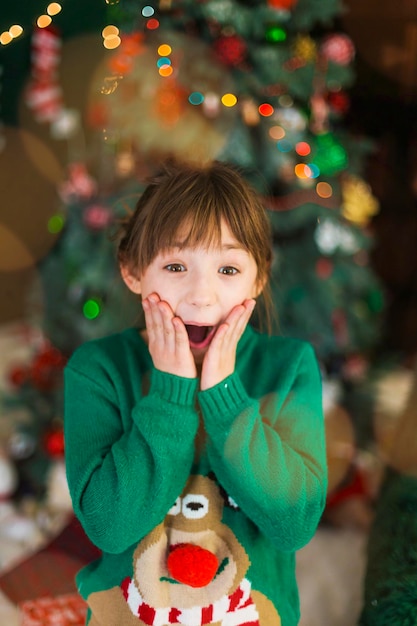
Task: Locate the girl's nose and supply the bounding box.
[188,275,216,307]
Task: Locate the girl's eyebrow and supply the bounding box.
[222,243,246,250]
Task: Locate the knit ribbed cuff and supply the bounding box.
[198,373,250,430]
[150,368,198,406]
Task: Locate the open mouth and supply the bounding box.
[185,324,216,349]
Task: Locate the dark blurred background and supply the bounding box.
[344,2,417,356]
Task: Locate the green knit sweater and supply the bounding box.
[64,325,327,626]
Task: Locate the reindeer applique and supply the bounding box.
[87,475,281,626]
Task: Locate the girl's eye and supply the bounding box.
[165,263,185,272]
[219,266,238,275]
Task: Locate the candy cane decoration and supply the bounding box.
[25,25,63,123]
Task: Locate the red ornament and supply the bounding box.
[8,365,29,388]
[87,102,109,129]
[167,543,219,588]
[83,204,113,231]
[321,34,355,66]
[59,163,97,201]
[31,347,67,392]
[214,34,247,67]
[267,0,298,9]
[327,90,350,114]
[44,428,65,458]
[342,354,369,381]
[108,32,145,76]
[316,257,333,279]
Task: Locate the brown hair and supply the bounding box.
[117,159,274,330]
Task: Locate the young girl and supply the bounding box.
[64,160,327,626]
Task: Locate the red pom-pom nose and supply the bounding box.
[167,543,219,588]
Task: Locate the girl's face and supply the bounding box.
[123,219,261,362]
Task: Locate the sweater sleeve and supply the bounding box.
[198,342,327,552]
[64,351,199,554]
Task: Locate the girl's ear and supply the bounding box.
[120,265,142,294]
[253,275,267,298]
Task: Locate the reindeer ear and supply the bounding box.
[120,266,142,294]
[207,471,217,483]
[207,472,240,510]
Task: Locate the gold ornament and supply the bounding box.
[292,35,317,63]
[89,31,235,163]
[341,175,379,225]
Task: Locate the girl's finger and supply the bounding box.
[233,299,256,339]
[158,300,176,352]
[172,316,191,351]
[141,298,155,335]
[221,300,255,347]
[146,295,165,344]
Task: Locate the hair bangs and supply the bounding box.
[155,190,235,253]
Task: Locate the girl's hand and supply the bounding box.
[200,299,256,391]
[142,293,197,379]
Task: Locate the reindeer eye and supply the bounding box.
[168,497,181,516]
[182,494,209,519]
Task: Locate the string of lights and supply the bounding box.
[0,3,63,46]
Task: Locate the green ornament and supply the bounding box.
[310,133,348,176]
[83,298,102,320]
[265,25,287,43]
[367,288,384,313]
[47,214,65,235]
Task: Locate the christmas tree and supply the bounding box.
[1,0,384,502]
[66,0,384,364]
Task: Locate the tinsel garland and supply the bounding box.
[359,468,417,626]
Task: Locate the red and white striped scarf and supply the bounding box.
[121,576,260,626]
